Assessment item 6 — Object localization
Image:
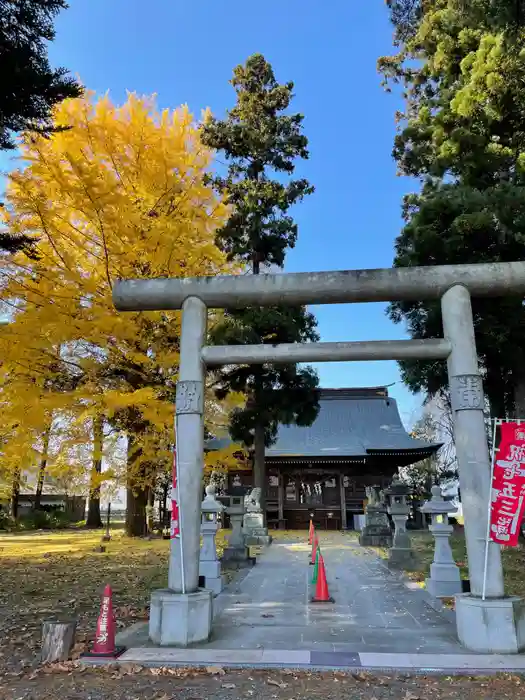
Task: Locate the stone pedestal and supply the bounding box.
[199,485,225,596]
[222,547,253,565]
[384,479,415,570]
[358,505,392,547]
[223,503,251,565]
[388,546,415,569]
[149,588,212,647]
[426,567,461,597]
[455,594,525,653]
[243,511,271,546]
[199,560,224,596]
[425,524,462,595]
[242,488,271,546]
[420,486,462,597]
[388,512,415,570]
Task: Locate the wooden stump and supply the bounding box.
[41,619,77,664]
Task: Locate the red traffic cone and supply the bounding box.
[308,520,314,545]
[82,584,126,658]
[309,536,318,565]
[311,554,334,603]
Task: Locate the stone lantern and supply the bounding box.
[199,484,225,596]
[420,485,462,597]
[384,477,415,569]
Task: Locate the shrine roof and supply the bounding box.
[206,387,441,459]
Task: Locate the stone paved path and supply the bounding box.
[117,533,468,658]
[205,533,465,654]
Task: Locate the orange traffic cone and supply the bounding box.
[82,584,126,658]
[311,554,334,603]
[308,520,314,545]
[309,535,318,565]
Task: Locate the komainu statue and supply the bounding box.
[244,487,262,512]
[365,486,380,506]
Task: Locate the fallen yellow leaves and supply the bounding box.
[4,668,525,700]
[206,665,226,675]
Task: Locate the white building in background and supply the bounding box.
[99,482,127,514]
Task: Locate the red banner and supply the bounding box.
[171,448,180,539]
[490,422,525,546]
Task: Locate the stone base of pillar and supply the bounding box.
[149,588,212,647]
[426,576,463,598]
[199,559,219,578]
[199,561,224,596]
[243,512,272,546]
[201,575,224,596]
[359,530,392,547]
[387,547,416,570]
[358,506,392,547]
[222,546,252,565]
[425,562,462,598]
[455,594,525,653]
[244,533,272,546]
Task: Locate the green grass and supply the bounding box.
[0,526,233,560]
[372,529,525,599]
[0,526,240,663]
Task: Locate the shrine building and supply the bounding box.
[208,386,441,530]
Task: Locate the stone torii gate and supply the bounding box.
[113,261,525,653]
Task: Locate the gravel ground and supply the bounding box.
[2,532,525,699]
[1,666,525,700]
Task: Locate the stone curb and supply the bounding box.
[80,648,525,674]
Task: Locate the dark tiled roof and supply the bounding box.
[205,435,236,452]
[206,387,441,458]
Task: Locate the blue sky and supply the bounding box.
[3,0,426,427]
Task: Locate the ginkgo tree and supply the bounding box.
[0,327,78,516]
[0,92,243,534]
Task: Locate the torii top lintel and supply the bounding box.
[112,261,525,311]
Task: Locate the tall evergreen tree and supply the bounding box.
[1,0,82,254]
[380,0,525,418]
[201,54,320,509]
